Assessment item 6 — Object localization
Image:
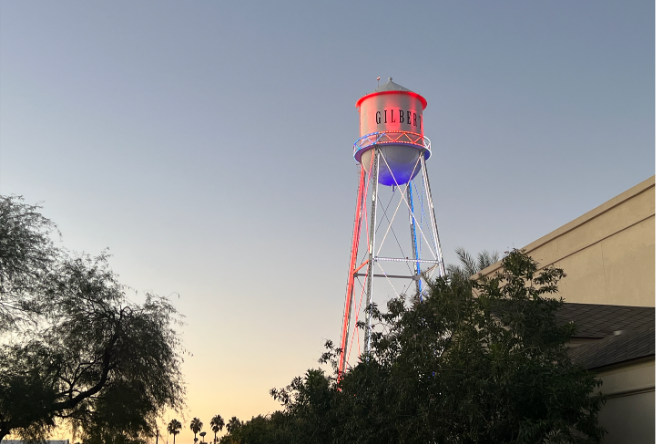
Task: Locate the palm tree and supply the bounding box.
[167,419,182,444]
[190,417,203,444]
[446,247,500,279]
[210,415,225,444]
[225,417,241,434]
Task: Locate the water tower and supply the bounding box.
[338,78,445,375]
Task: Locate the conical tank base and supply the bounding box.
[360,145,422,186]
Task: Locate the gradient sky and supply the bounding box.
[1,1,653,442]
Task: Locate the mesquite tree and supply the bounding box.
[0,196,186,443]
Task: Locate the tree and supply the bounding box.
[210,415,224,443]
[219,414,289,444]
[267,250,605,443]
[167,419,182,444]
[225,417,241,435]
[0,196,186,442]
[446,246,500,279]
[0,195,59,332]
[190,417,203,443]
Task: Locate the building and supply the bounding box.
[478,175,655,443]
[479,175,654,307]
[559,303,654,443]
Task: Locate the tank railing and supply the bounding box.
[353,131,431,157]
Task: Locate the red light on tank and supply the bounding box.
[355,90,428,109]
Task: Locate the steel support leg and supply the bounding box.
[364,148,380,355]
[338,165,366,376]
[420,155,445,277]
[407,181,422,297]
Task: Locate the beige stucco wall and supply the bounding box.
[479,176,655,307]
[596,359,655,444]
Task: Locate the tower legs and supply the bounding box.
[338,147,444,375]
[364,149,380,356]
[338,165,366,376]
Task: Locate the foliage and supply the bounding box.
[225,417,241,435]
[446,247,500,279]
[167,419,182,444]
[227,250,605,443]
[210,414,225,443]
[218,414,290,444]
[0,196,186,442]
[0,196,59,332]
[216,417,244,444]
[190,417,203,443]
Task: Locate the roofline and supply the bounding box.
[588,354,655,372]
[356,90,428,109]
[476,175,655,279]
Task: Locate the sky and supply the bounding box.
[0,1,653,442]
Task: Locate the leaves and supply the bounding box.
[0,196,59,331]
[0,196,186,442]
[190,417,204,436]
[167,419,182,436]
[237,250,604,444]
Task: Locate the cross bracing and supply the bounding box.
[338,145,445,376]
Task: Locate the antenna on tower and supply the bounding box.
[377,76,380,88]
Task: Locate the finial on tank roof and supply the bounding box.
[371,77,412,94]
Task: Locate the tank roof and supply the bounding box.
[371,77,411,93]
[356,77,427,109]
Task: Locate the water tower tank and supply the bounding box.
[354,78,431,186]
